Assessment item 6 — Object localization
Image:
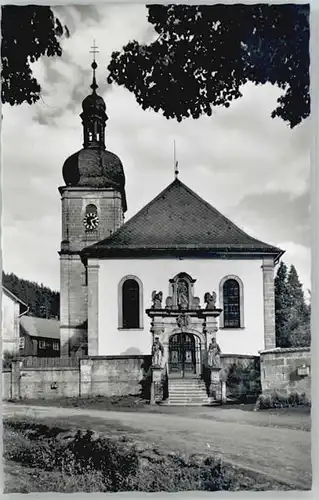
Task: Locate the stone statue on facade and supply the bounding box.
[151,291,163,309]
[204,291,217,310]
[152,336,164,367]
[165,296,173,310]
[207,337,221,369]
[177,280,189,309]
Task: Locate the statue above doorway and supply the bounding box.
[168,272,199,310]
[177,279,189,309]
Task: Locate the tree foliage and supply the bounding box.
[275,262,310,348]
[107,4,309,128]
[1,5,67,106]
[2,271,60,319]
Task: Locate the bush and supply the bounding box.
[2,350,18,369]
[4,421,235,492]
[255,392,311,410]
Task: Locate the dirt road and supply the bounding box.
[4,404,311,490]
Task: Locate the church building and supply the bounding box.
[59,59,284,376]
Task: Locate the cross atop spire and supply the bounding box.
[90,40,99,92]
[90,40,99,61]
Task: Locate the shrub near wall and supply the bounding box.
[220,355,261,402]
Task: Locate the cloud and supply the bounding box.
[233,189,310,248]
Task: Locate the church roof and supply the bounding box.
[82,179,284,260]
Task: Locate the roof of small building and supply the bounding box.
[2,286,28,308]
[20,316,60,340]
[82,178,284,260]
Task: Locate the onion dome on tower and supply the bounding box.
[62,50,127,212]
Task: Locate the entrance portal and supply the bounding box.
[168,333,199,378]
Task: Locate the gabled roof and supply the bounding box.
[2,285,28,308]
[20,316,60,340]
[82,179,284,260]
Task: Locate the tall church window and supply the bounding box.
[219,276,244,328]
[118,276,143,329]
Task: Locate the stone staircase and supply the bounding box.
[164,377,210,406]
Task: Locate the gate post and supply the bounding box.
[209,367,222,402]
[11,359,22,400]
[151,366,162,404]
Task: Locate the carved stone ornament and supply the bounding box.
[206,326,218,336]
[176,313,190,330]
[204,291,217,310]
[192,297,200,309]
[151,290,163,309]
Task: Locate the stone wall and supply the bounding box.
[20,367,80,399]
[2,370,11,399]
[260,347,311,399]
[221,353,259,371]
[2,355,151,400]
[80,355,151,397]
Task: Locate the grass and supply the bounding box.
[8,394,150,410]
[3,417,294,493]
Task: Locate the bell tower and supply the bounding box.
[59,45,127,357]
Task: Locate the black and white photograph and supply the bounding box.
[1,1,312,493]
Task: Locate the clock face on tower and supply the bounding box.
[83,212,99,231]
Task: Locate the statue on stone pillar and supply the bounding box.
[152,336,164,367]
[207,337,221,368]
[177,279,189,309]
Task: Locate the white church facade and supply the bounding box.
[59,59,284,376]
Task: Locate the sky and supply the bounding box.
[1,3,310,295]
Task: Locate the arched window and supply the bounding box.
[118,276,143,329]
[219,276,244,329]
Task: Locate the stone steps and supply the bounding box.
[165,378,210,406]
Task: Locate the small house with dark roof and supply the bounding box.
[59,58,284,381]
[19,316,60,357]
